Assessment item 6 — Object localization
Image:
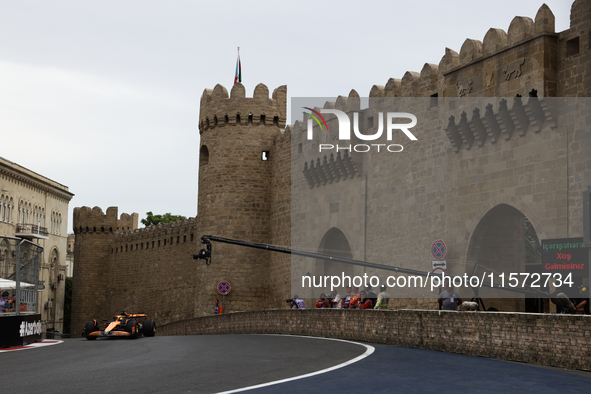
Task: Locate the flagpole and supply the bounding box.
[234,47,242,85]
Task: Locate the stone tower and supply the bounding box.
[70,207,138,335]
[197,82,287,312]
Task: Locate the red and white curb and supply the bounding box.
[0,340,63,353]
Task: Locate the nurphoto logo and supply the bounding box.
[303,107,418,153]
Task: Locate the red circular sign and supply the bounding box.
[431,240,446,259]
[217,281,231,295]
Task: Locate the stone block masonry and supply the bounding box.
[158,309,591,371]
[72,0,591,338]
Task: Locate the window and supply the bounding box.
[567,36,580,57]
[430,93,439,108]
[200,145,209,166]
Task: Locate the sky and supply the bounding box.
[0,0,571,232]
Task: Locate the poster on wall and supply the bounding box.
[541,237,586,296]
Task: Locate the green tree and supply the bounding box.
[141,211,187,227]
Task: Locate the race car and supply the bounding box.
[83,311,156,340]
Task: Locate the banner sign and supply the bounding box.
[0,314,43,348]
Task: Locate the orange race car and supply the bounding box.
[83,311,156,340]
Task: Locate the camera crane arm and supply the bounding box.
[193,235,549,297]
[194,234,435,277]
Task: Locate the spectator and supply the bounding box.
[358,291,373,309]
[374,285,390,309]
[342,286,353,309]
[214,299,223,315]
[0,291,9,313]
[365,285,378,307]
[329,289,342,309]
[5,294,27,313]
[349,286,361,309]
[437,285,462,311]
[315,293,329,309]
[291,295,307,309]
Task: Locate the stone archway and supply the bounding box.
[316,227,354,296]
[466,204,543,312]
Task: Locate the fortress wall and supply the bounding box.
[366,2,591,100]
[72,1,591,333]
[71,206,139,336]
[290,1,591,308]
[158,309,591,371]
[108,218,200,324]
[268,126,292,307]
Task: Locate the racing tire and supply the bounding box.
[142,319,156,337]
[126,319,139,339]
[85,321,98,340]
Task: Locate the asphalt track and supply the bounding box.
[1,334,590,393]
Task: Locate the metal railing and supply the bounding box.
[16,223,49,237]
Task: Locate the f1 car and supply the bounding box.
[83,311,156,340]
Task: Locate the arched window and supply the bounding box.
[0,249,5,277]
[50,249,59,287]
[8,198,13,223]
[200,145,210,166]
[1,195,6,222]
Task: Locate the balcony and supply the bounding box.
[15,223,49,240]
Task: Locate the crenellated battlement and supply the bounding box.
[115,216,198,241]
[365,3,559,98]
[73,206,139,234]
[199,82,287,133]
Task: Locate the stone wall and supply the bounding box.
[71,0,591,335]
[71,206,139,335]
[158,309,591,371]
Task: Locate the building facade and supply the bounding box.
[71,0,591,334]
[0,156,74,334]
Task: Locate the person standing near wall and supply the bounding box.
[349,286,361,309]
[291,295,307,309]
[365,285,378,308]
[437,285,462,311]
[342,286,352,309]
[214,299,223,315]
[0,291,9,313]
[329,290,342,309]
[315,293,329,309]
[374,285,390,309]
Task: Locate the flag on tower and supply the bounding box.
[234,47,242,85]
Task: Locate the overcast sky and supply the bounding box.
[0,1,571,232]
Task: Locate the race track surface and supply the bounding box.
[1,334,590,393]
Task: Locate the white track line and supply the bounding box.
[215,335,375,394]
[0,340,63,353]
